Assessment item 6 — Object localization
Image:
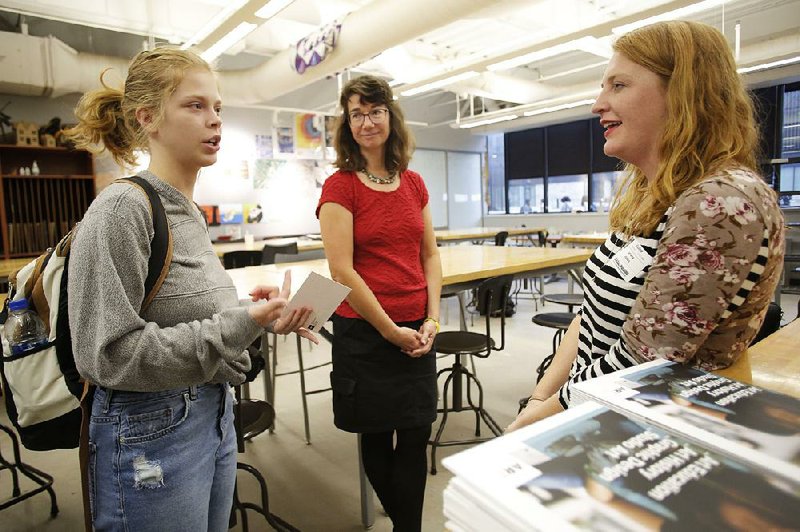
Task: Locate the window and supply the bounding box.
[591,171,623,212]
[548,174,588,212]
[782,86,800,158]
[508,177,544,213]
[778,163,800,208]
[778,84,800,208]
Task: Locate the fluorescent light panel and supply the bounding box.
[401,71,479,97]
[255,0,295,20]
[523,99,595,117]
[200,22,258,62]
[459,114,519,129]
[487,36,610,72]
[182,0,250,49]
[458,96,596,129]
[737,55,800,74]
[538,60,609,82]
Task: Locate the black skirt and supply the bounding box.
[330,314,437,433]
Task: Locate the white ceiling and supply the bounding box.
[1,0,799,133]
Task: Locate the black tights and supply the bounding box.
[360,425,431,532]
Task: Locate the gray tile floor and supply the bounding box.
[2,281,798,531]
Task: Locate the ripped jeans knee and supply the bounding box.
[132,455,165,490]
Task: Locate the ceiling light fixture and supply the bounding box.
[200,22,258,62]
[522,99,596,117]
[737,55,800,74]
[459,115,519,129]
[401,71,480,97]
[612,0,726,35]
[255,0,295,20]
[487,37,609,72]
[537,60,609,82]
[181,0,250,50]
[456,91,599,129]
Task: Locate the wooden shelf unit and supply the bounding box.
[0,145,95,259]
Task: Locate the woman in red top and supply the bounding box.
[317,75,442,532]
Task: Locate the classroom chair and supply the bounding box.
[223,250,262,269]
[261,242,298,265]
[429,274,513,474]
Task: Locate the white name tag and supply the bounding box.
[611,239,652,282]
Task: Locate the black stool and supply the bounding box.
[542,293,583,313]
[532,312,576,361]
[516,312,576,414]
[429,275,512,475]
[230,387,297,532]
[0,424,58,517]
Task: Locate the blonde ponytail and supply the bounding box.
[65,47,211,169]
[67,72,137,167]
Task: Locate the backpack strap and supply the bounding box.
[121,176,173,313]
[78,379,95,532]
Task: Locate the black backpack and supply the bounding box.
[0,176,172,451]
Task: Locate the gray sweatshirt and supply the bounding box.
[68,171,262,391]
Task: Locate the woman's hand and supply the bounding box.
[403,319,438,357]
[248,271,319,343]
[385,326,425,355]
[505,395,563,433]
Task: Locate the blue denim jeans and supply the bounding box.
[88,383,237,532]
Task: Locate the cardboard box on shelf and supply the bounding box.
[14,122,39,146]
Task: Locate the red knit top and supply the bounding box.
[316,169,429,322]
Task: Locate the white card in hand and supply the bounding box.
[280,272,351,331]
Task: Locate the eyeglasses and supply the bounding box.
[348,108,389,126]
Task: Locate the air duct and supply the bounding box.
[0,32,130,98]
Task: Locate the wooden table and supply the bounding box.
[715,319,800,399]
[226,245,592,300]
[214,227,547,259]
[435,226,546,245]
[0,258,35,280]
[560,233,609,247]
[212,236,324,257]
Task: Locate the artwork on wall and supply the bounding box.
[276,126,294,154]
[244,203,263,224]
[219,203,244,224]
[295,113,323,158]
[198,205,219,226]
[324,115,337,160]
[255,134,273,158]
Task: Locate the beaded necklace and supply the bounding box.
[361,168,396,185]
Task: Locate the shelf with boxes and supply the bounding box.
[0,144,95,259]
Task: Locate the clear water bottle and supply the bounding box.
[4,299,48,356]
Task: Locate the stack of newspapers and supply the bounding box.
[442,360,800,531]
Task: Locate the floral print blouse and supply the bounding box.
[559,166,785,407]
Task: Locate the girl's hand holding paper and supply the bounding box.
[249,271,319,343]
